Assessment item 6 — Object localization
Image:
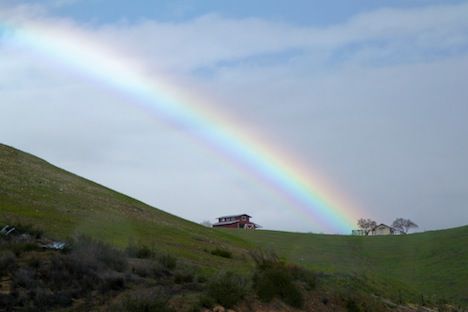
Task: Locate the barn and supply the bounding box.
[212,214,261,230]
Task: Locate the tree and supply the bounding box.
[357,218,377,235]
[392,218,418,233]
[200,220,212,228]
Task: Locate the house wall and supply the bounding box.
[372,227,393,235]
[213,222,239,229]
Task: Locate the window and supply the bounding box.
[241,216,247,221]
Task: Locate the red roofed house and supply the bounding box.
[212,214,261,230]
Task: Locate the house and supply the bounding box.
[370,223,395,236]
[212,214,261,230]
[352,224,405,236]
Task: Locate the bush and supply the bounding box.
[126,243,154,259]
[0,250,16,276]
[289,264,316,290]
[71,235,128,272]
[346,298,361,312]
[174,271,194,284]
[13,223,43,239]
[210,248,232,258]
[206,271,246,308]
[159,254,177,270]
[250,250,307,309]
[253,263,304,308]
[113,290,174,312]
[100,272,126,292]
[13,267,37,289]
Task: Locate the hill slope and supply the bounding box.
[228,226,468,305]
[1,143,467,307]
[0,143,250,269]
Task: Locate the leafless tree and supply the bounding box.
[200,220,212,228]
[392,218,418,233]
[357,218,377,235]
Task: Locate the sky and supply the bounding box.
[1,0,467,233]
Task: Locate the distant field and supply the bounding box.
[1,143,467,307]
[228,226,468,305]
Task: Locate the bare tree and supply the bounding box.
[357,218,377,235]
[392,218,418,233]
[200,220,212,228]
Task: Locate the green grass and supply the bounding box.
[1,143,467,307]
[227,226,468,305]
[0,143,252,272]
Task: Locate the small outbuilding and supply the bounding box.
[212,214,261,230]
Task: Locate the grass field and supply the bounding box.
[228,226,468,305]
[1,143,467,307]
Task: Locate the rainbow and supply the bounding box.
[0,16,361,233]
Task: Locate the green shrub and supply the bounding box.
[346,298,361,312]
[253,263,304,308]
[126,243,154,259]
[159,254,177,270]
[174,271,194,284]
[113,291,174,312]
[207,271,246,308]
[250,250,307,309]
[71,235,128,272]
[210,248,232,258]
[289,264,316,290]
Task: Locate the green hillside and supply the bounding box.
[1,143,467,308]
[0,143,250,271]
[228,226,468,305]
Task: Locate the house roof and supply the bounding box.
[372,223,394,230]
[217,214,251,219]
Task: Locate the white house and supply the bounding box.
[370,224,395,236]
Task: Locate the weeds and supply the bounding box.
[210,247,232,258]
[206,271,247,308]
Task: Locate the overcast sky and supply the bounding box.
[1,0,467,233]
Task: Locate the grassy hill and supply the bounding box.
[0,143,251,271]
[228,226,468,305]
[1,143,467,308]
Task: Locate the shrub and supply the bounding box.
[253,263,304,308]
[0,250,16,276]
[13,267,38,289]
[250,250,307,309]
[289,264,316,290]
[346,298,361,312]
[174,271,194,284]
[71,235,128,272]
[159,254,177,270]
[206,271,246,308]
[113,290,174,312]
[210,248,232,258]
[126,243,154,259]
[100,272,126,292]
[13,223,43,239]
[250,249,280,268]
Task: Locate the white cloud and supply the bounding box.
[1,2,468,232]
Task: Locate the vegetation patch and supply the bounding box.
[210,247,232,258]
[205,271,247,308]
[251,250,307,308]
